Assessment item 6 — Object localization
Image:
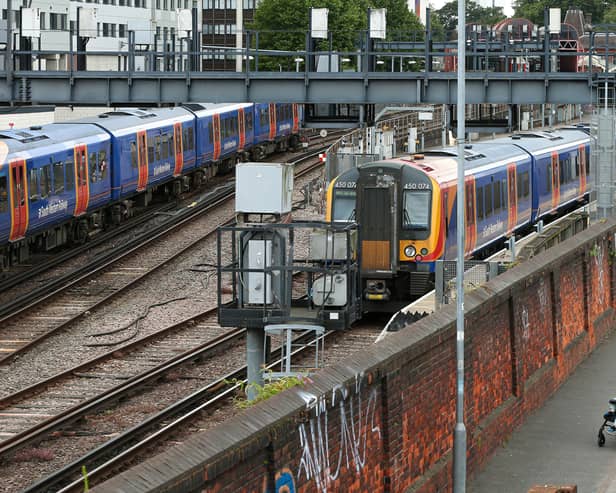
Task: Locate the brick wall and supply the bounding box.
[94,219,616,493]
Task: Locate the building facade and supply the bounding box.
[0,0,201,71]
[201,0,256,71]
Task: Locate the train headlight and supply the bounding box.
[404,245,416,258]
[420,248,428,256]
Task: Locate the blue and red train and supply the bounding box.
[0,102,302,267]
[326,128,591,311]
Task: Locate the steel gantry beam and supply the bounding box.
[0,70,597,106]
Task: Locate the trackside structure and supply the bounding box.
[94,217,616,493]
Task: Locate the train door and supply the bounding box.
[551,151,560,209]
[359,183,397,273]
[73,144,90,216]
[292,104,299,133]
[8,159,28,241]
[212,114,221,161]
[173,122,184,177]
[579,144,587,194]
[136,130,148,191]
[238,108,246,150]
[268,103,276,140]
[464,178,476,255]
[507,164,518,233]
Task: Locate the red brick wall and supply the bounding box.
[94,222,616,493]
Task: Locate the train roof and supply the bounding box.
[64,107,195,137]
[182,102,253,117]
[493,129,589,152]
[0,122,109,163]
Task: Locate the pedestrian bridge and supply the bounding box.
[1,33,614,106]
[0,69,602,106]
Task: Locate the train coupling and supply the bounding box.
[364,280,390,301]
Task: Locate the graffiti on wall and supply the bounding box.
[295,372,381,493]
[594,243,606,305]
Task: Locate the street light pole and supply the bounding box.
[454,0,467,490]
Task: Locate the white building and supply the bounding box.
[0,0,201,71]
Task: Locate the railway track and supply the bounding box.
[0,152,325,366]
[0,129,340,314]
[1,320,381,493]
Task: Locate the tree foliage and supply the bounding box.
[604,4,616,24]
[513,0,606,25]
[249,0,425,55]
[434,0,505,33]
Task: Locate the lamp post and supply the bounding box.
[454,0,467,490]
[294,57,303,72]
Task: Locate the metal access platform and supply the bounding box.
[216,220,361,330]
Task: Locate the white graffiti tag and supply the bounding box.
[594,244,605,303]
[520,305,530,341]
[297,373,381,493]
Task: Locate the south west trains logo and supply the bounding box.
[38,199,69,219]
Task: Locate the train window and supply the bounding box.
[501,179,507,208]
[260,107,268,128]
[98,151,108,179]
[89,152,98,183]
[78,153,87,187]
[332,189,356,222]
[573,153,580,177]
[521,172,530,197]
[130,141,138,168]
[29,169,40,202]
[403,190,431,231]
[187,127,194,150]
[585,150,590,175]
[40,165,52,198]
[155,135,161,161]
[494,180,501,212]
[182,128,188,151]
[546,165,552,193]
[147,141,154,165]
[208,122,213,144]
[484,183,493,216]
[476,187,484,220]
[0,176,6,212]
[162,134,169,160]
[53,162,64,194]
[65,159,74,191]
[245,112,253,133]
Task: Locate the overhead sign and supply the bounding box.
[79,7,98,38]
[311,8,328,39]
[176,9,192,38]
[21,8,40,39]
[369,8,387,40]
[549,8,561,34]
[418,112,433,121]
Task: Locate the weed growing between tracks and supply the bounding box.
[227,373,312,409]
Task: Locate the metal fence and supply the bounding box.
[435,260,507,308]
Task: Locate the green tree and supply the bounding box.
[435,0,505,33]
[514,0,606,25]
[604,4,616,24]
[249,0,425,70]
[428,8,446,42]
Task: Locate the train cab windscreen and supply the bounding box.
[403,190,430,231]
[333,189,356,222]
